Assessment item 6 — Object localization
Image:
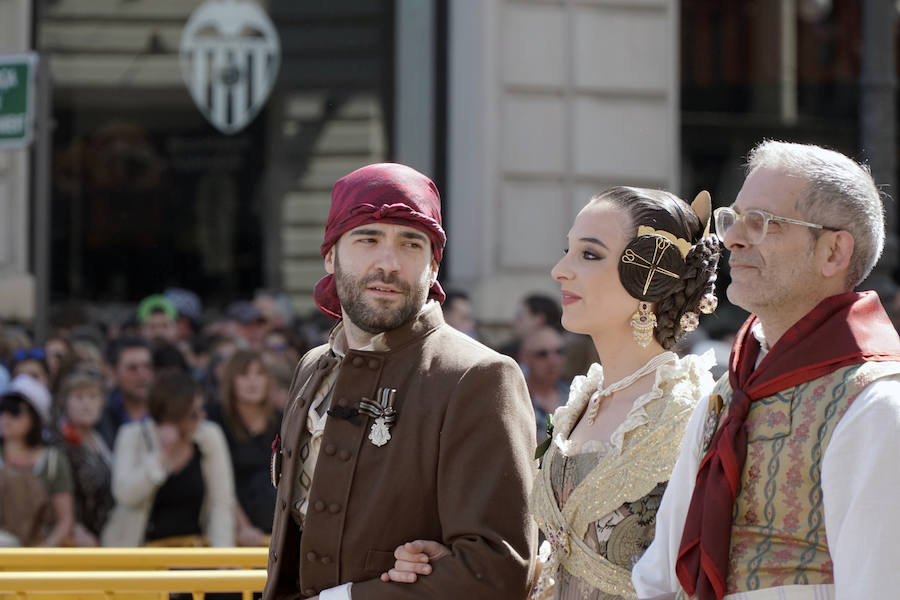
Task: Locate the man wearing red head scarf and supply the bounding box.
[263,164,537,600]
[632,142,900,600]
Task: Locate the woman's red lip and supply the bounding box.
[561,292,581,305]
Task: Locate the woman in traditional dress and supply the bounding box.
[381,187,722,599]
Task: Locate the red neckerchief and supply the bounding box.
[60,420,83,445]
[676,290,900,600]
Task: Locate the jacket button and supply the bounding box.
[270,551,277,562]
[368,359,379,370]
[306,551,318,562]
[285,448,292,458]
[328,503,341,514]
[336,397,347,407]
[324,443,336,456]
[352,356,365,368]
[321,555,332,564]
[314,500,325,512]
[338,449,351,461]
[303,589,316,597]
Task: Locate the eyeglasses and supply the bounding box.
[531,347,566,359]
[0,397,24,417]
[714,206,839,245]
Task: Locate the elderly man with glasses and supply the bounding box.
[632,140,900,600]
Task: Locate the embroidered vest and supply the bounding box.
[695,362,900,596]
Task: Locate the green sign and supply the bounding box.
[0,52,38,148]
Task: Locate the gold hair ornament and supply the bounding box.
[691,190,712,238]
[636,226,691,258]
[621,237,682,296]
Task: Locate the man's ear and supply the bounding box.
[430,259,439,286]
[818,230,854,279]
[324,246,336,275]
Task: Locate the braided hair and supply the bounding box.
[595,186,722,350]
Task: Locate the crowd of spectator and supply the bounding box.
[0,288,320,548]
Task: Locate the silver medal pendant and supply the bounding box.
[368,416,391,447]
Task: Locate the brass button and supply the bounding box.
[306,551,318,562]
[368,359,379,370]
[328,503,341,514]
[338,449,351,461]
[321,555,332,564]
[324,443,336,456]
[285,448,292,458]
[352,356,364,368]
[314,500,325,512]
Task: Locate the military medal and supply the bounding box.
[369,416,391,446]
[360,387,398,447]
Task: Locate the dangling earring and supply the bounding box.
[630,301,657,348]
[679,311,699,333]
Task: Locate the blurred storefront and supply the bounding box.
[38,0,398,314]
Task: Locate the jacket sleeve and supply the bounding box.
[197,421,236,547]
[110,422,167,508]
[351,356,538,600]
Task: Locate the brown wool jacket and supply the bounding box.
[263,303,537,600]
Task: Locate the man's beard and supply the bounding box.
[334,256,429,334]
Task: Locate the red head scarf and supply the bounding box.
[313,163,447,319]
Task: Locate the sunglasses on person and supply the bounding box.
[713,206,839,245]
[0,396,25,417]
[12,347,46,362]
[531,347,566,359]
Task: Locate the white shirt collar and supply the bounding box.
[751,321,770,365]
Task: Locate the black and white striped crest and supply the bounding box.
[180,0,281,134]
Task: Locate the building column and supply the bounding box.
[446,0,680,325]
[860,0,897,277]
[0,0,34,323]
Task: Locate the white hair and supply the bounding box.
[746,140,885,288]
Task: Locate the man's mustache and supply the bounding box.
[361,272,411,292]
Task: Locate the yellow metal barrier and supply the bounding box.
[0,569,266,600]
[0,548,268,571]
[0,549,270,600]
